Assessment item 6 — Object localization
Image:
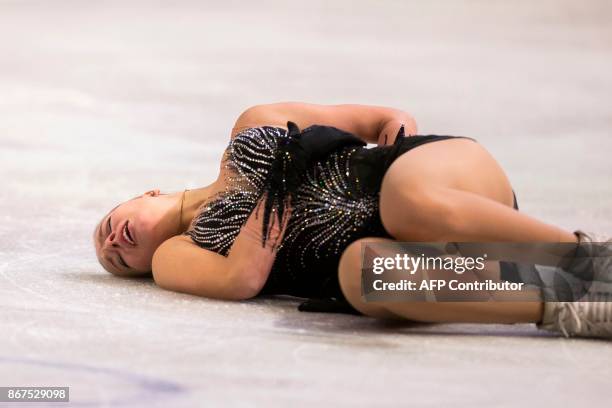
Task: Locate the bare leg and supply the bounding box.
[379,139,577,243]
[338,138,577,323]
[338,237,544,323]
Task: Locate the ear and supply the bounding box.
[143,189,161,197]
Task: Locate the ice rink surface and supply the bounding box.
[1,0,612,406]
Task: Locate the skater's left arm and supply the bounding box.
[230,102,417,145]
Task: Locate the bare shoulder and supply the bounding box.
[230,103,291,138]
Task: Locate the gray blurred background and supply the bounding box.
[1,0,611,406]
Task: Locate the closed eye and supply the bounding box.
[106,215,132,270]
[118,254,130,269]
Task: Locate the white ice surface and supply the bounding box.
[1,0,612,406]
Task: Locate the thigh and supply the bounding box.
[337,237,403,319]
[381,138,515,209]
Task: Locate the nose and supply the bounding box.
[103,230,122,251]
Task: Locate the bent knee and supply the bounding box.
[338,238,399,319]
[338,239,366,299]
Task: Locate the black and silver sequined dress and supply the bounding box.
[186,121,463,314]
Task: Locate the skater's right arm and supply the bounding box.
[151,195,289,301]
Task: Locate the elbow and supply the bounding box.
[228,265,268,300]
[227,278,262,301]
[404,115,418,135]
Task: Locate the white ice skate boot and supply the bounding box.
[538,292,612,339]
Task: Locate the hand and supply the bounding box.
[377,118,415,146]
[241,193,292,252]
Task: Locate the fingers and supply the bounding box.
[241,195,293,251]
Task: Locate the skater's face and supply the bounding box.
[93,190,175,276]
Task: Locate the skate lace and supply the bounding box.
[557,292,612,337]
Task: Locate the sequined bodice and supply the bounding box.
[186,125,388,299]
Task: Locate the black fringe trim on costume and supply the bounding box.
[260,121,307,247]
[260,121,367,247]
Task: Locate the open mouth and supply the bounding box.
[122,221,136,246]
